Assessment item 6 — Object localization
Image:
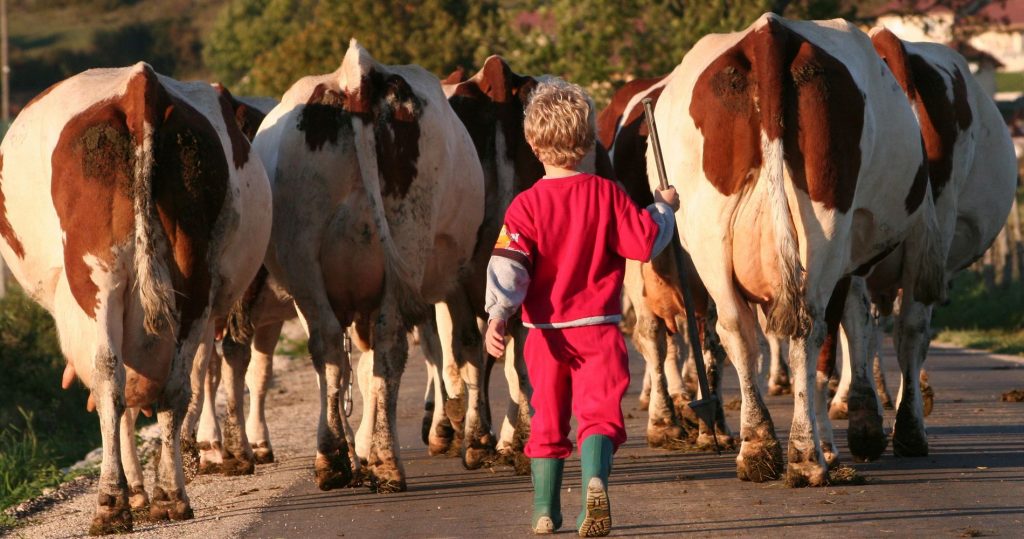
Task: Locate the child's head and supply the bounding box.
[524,78,595,170]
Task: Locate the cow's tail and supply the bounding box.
[757,16,809,338]
[905,181,948,305]
[128,62,176,335]
[342,42,419,305]
[762,133,808,338]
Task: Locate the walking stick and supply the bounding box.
[642,97,721,454]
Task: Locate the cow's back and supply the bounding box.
[655,14,927,285]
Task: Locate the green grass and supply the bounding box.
[0,409,68,515]
[0,287,100,515]
[932,270,1024,356]
[996,71,1024,93]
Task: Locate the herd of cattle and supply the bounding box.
[0,13,1016,535]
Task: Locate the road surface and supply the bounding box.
[8,336,1024,538]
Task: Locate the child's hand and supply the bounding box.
[655,186,680,212]
[485,318,507,357]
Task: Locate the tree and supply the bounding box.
[240,0,504,96]
[203,0,317,93]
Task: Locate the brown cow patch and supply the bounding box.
[690,53,762,197]
[904,140,930,213]
[596,76,664,150]
[908,54,973,200]
[690,20,865,212]
[213,85,254,167]
[0,152,26,259]
[817,276,851,376]
[52,101,136,318]
[782,40,864,214]
[607,84,666,206]
[298,83,352,152]
[373,73,422,198]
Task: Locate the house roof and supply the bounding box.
[872,0,1024,26]
[948,39,1006,67]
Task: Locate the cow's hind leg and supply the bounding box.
[787,309,829,488]
[246,321,283,464]
[196,339,224,475]
[716,299,783,482]
[892,299,932,457]
[416,317,457,456]
[119,408,148,515]
[149,322,204,523]
[695,311,735,450]
[437,299,496,470]
[632,312,685,448]
[366,296,409,493]
[841,277,887,462]
[220,334,256,476]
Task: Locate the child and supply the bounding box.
[484,79,679,537]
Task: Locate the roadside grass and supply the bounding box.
[0,287,99,516]
[932,271,1024,356]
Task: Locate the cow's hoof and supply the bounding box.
[463,434,497,470]
[197,440,224,476]
[785,461,829,488]
[821,442,840,470]
[511,451,531,476]
[892,427,929,457]
[828,400,848,420]
[149,487,193,522]
[181,438,200,483]
[128,485,149,511]
[646,421,684,449]
[444,394,467,430]
[198,460,222,475]
[421,403,434,445]
[847,395,887,462]
[921,384,935,417]
[221,453,256,476]
[768,379,792,396]
[697,431,736,451]
[89,492,132,535]
[253,442,275,464]
[736,436,784,482]
[368,464,407,494]
[315,451,353,491]
[427,418,457,456]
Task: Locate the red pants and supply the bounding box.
[523,324,630,459]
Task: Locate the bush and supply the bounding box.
[0,288,97,475]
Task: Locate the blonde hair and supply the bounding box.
[524,78,595,169]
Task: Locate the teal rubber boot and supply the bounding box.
[577,435,613,537]
[531,458,564,534]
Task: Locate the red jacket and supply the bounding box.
[491,173,661,327]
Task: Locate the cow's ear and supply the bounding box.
[479,55,514,102]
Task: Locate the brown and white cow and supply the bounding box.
[597,74,736,450]
[822,29,1017,459]
[651,14,947,486]
[251,41,484,492]
[0,63,271,533]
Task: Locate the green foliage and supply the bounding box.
[0,409,66,512]
[996,71,1024,93]
[0,287,99,471]
[204,0,504,96]
[932,270,1024,331]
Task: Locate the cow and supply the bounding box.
[250,40,484,492]
[597,74,735,450]
[0,63,271,533]
[650,14,947,486]
[822,29,1017,459]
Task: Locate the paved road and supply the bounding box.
[11,339,1024,538]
